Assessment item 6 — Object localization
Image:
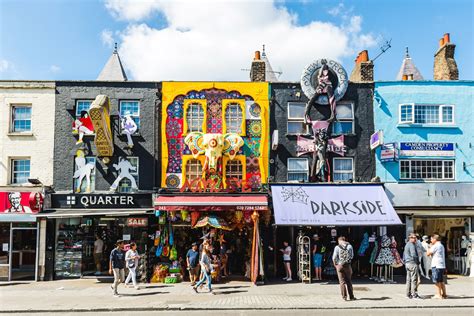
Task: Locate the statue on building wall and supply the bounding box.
[110,157,138,192]
[310,127,329,182]
[120,111,138,149]
[72,111,94,145]
[73,149,95,193]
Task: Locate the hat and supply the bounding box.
[313,234,319,239]
[200,233,210,240]
[422,235,429,241]
[191,242,198,246]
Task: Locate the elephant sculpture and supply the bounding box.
[184,132,244,176]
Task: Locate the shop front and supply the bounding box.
[385,182,474,274]
[0,191,44,281]
[39,193,153,280]
[153,193,269,284]
[271,184,404,281]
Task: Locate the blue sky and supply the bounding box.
[0,0,472,81]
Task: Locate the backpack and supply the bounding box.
[338,244,352,265]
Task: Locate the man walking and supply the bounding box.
[332,236,355,301]
[187,242,200,286]
[109,240,125,297]
[427,234,447,299]
[404,233,422,299]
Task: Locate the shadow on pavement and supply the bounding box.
[119,291,170,297]
[0,282,28,287]
[215,285,251,290]
[142,285,172,289]
[356,296,391,301]
[215,290,248,295]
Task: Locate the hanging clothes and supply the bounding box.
[375,235,395,266]
[358,232,370,256]
[390,236,403,268]
[369,237,379,265]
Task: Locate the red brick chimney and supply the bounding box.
[434,33,459,80]
[350,50,374,82]
[250,51,266,82]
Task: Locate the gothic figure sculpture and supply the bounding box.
[310,128,329,182]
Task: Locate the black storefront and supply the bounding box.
[40,193,153,280]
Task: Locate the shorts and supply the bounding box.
[93,253,103,265]
[313,254,323,268]
[431,267,445,283]
[189,266,199,276]
[283,260,291,263]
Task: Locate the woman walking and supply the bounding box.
[193,244,215,294]
[124,242,140,289]
[280,241,292,281]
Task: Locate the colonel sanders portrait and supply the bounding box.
[4,192,32,213]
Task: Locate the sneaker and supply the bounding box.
[113,293,119,297]
[193,287,198,293]
[349,297,357,301]
[406,295,412,299]
[412,295,423,300]
[134,286,140,290]
[286,278,292,282]
[282,277,288,280]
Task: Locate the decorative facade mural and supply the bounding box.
[89,95,114,158]
[161,82,269,190]
[110,157,138,192]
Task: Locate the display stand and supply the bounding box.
[297,233,311,284]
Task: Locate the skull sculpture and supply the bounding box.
[184,132,244,175]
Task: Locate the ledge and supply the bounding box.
[397,124,458,128]
[7,132,34,136]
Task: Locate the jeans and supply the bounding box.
[405,262,419,297]
[113,268,125,294]
[125,267,137,287]
[336,264,354,299]
[195,269,212,291]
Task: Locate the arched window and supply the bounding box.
[225,103,243,133]
[186,103,204,133]
[225,159,243,181]
[186,159,202,182]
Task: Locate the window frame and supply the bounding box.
[331,102,355,135]
[10,104,32,133]
[287,102,309,135]
[183,100,207,135]
[332,157,354,182]
[73,156,96,192]
[75,100,93,119]
[439,105,455,124]
[182,156,205,184]
[117,157,139,193]
[222,99,246,136]
[223,155,247,187]
[287,157,309,182]
[119,100,141,135]
[10,158,31,185]
[399,159,455,181]
[399,103,455,125]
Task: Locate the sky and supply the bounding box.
[0,0,472,82]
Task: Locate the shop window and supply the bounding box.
[117,157,139,193]
[224,102,244,134]
[10,158,31,184]
[0,223,9,265]
[75,100,92,119]
[184,101,206,134]
[399,104,454,125]
[287,158,309,182]
[287,102,308,135]
[332,102,354,135]
[400,159,455,180]
[55,218,82,278]
[11,105,32,133]
[119,100,140,134]
[333,157,354,182]
[225,159,243,181]
[185,158,203,183]
[73,157,96,192]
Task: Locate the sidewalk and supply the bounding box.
[0,275,473,312]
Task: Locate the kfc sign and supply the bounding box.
[0,192,43,214]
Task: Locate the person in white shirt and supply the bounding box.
[124,242,140,289]
[427,234,447,299]
[280,241,292,281]
[93,234,104,275]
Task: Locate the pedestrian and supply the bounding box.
[186,242,200,286]
[280,241,292,281]
[427,234,447,299]
[404,234,422,299]
[93,234,104,275]
[312,234,324,281]
[109,240,125,297]
[193,244,215,294]
[124,242,140,289]
[332,236,355,301]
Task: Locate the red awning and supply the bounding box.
[154,195,268,211]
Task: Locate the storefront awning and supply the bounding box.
[271,184,401,226]
[36,208,152,218]
[154,195,268,211]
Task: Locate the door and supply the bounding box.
[10,228,37,280]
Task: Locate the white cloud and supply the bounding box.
[50,65,61,73]
[105,0,377,81]
[328,3,346,17]
[0,59,11,72]
[101,29,115,48]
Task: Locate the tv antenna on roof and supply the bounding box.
[241,44,283,79]
[372,39,392,62]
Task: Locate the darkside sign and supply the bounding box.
[49,193,152,209]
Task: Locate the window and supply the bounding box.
[186,102,205,133]
[399,104,454,125]
[117,157,139,193]
[185,159,203,182]
[225,159,243,181]
[11,159,31,184]
[119,101,140,134]
[332,103,354,135]
[75,100,92,118]
[400,160,455,180]
[287,102,308,135]
[224,103,243,134]
[73,157,96,192]
[287,158,309,182]
[333,158,354,182]
[11,105,32,132]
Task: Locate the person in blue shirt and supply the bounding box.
[109,240,125,297]
[186,242,200,286]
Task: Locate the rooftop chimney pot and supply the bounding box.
[402,74,408,81]
[443,33,450,44]
[254,51,261,60]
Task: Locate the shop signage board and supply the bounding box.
[399,142,454,157]
[0,192,43,214]
[49,193,153,209]
[380,143,398,162]
[370,130,384,150]
[271,185,401,226]
[127,217,148,227]
[384,183,474,207]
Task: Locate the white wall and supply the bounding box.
[0,81,56,187]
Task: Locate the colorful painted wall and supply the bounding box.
[161,82,270,190]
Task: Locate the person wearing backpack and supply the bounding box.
[332,236,355,301]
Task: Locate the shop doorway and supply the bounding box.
[10,227,37,281]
